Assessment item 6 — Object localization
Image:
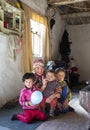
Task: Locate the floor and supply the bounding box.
[0,90,90,130]
[36,93,90,130]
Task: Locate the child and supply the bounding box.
[40,70,61,117]
[11,73,46,123]
[55,68,74,113]
[69,57,80,86]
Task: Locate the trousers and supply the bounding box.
[17,109,46,123]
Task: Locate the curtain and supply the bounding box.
[21,4,33,72]
[22,3,50,73]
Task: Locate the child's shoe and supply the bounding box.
[44,103,50,118]
[54,104,60,116]
[11,114,18,120]
[88,125,90,130]
[49,109,54,117]
[68,106,75,112]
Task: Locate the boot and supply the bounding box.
[44,103,50,118]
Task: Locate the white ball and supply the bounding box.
[31,91,43,105]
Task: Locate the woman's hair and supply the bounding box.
[22,72,36,82]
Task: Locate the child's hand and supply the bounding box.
[56,86,62,93]
[26,101,35,106]
[27,101,32,106]
[28,101,39,106]
[26,101,31,106]
[63,98,68,108]
[55,93,60,98]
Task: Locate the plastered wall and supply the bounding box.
[0,34,23,107]
[67,24,90,81]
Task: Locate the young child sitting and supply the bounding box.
[11,72,46,123]
[40,70,61,117]
[55,68,74,113]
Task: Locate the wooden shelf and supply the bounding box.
[0,0,24,36]
[3,28,20,35]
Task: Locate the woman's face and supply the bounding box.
[35,65,44,76]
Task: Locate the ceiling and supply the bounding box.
[6,0,90,25]
[47,0,90,25]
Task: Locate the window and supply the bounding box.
[30,19,45,58]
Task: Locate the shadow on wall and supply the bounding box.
[50,18,55,29]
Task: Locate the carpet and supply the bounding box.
[0,105,43,130]
[0,126,12,130]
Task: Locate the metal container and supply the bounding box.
[79,85,90,113]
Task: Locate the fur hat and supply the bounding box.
[33,59,44,69]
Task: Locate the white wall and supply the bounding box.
[0,34,23,107]
[50,11,65,60]
[67,24,90,81]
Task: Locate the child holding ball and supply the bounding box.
[11,73,46,123]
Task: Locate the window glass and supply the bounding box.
[30,19,45,58]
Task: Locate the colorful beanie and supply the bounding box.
[33,59,44,69]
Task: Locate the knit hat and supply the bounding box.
[33,59,44,69]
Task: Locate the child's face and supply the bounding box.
[46,72,56,82]
[56,71,65,82]
[35,65,44,76]
[24,78,34,89]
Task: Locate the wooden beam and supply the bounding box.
[48,0,89,6]
[61,11,90,18]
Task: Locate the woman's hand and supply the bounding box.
[41,76,47,91]
[42,76,47,86]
